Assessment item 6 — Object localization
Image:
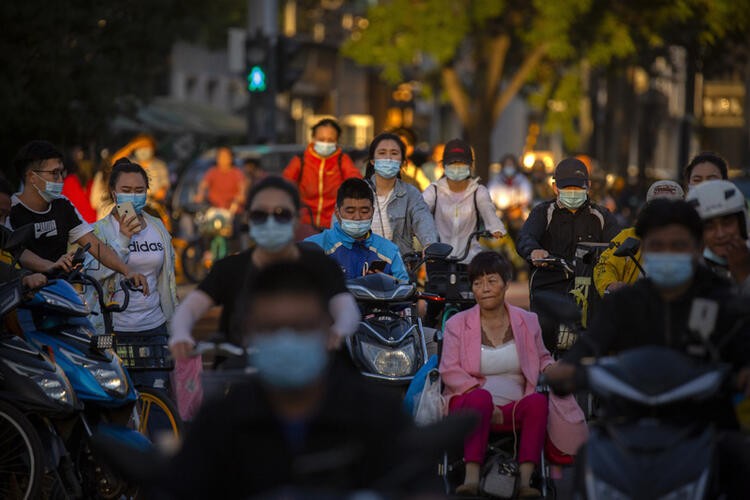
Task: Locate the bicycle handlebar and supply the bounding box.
[532,256,574,274]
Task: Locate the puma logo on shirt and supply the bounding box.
[129,241,165,253]
[34,220,58,238]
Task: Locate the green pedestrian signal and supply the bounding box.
[247,66,267,92]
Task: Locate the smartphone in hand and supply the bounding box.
[116,201,136,220]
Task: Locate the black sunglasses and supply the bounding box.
[248,208,295,225]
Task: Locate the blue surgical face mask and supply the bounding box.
[313,141,337,157]
[703,247,728,266]
[115,192,147,214]
[373,158,401,179]
[32,172,63,202]
[643,252,695,288]
[251,329,329,389]
[503,165,517,177]
[445,164,471,181]
[250,218,295,252]
[558,189,587,210]
[340,218,372,239]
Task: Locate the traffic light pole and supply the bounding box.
[246,0,278,144]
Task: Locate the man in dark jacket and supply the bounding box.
[160,261,419,499]
[517,158,620,349]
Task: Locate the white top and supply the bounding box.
[480,341,525,406]
[423,178,506,263]
[112,220,166,332]
[372,189,394,240]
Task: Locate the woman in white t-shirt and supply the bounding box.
[365,132,437,255]
[84,158,178,393]
[422,138,506,263]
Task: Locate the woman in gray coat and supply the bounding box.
[366,133,437,255]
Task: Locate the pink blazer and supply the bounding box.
[439,304,588,455]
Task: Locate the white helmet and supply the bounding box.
[686,180,748,239]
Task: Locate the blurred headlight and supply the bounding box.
[6,360,73,405]
[361,342,414,377]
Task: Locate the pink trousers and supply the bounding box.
[449,388,548,465]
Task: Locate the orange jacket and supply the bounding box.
[282,144,361,228]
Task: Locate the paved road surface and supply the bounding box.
[178,279,531,340]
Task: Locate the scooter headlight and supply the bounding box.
[60,347,129,397]
[361,342,415,377]
[5,360,74,406]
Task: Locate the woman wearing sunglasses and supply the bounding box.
[169,176,360,417]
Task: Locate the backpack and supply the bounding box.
[430,184,485,232]
[295,152,344,184]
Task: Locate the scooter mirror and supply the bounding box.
[2,224,34,253]
[533,290,580,324]
[424,243,452,259]
[614,237,640,258]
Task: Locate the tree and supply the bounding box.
[0,0,244,183]
[342,0,749,180]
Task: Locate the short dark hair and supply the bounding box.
[684,152,728,183]
[336,178,374,207]
[108,158,149,193]
[13,140,63,179]
[468,251,513,283]
[365,132,406,178]
[240,261,329,325]
[311,118,341,139]
[499,154,519,168]
[635,199,703,242]
[247,175,301,211]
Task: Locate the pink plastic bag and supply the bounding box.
[172,356,204,421]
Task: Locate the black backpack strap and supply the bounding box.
[474,189,482,232]
[295,153,304,184]
[430,184,438,216]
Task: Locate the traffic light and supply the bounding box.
[276,36,305,93]
[245,31,270,93]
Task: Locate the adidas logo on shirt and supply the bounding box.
[129,241,164,253]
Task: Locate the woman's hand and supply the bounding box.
[170,341,195,361]
[119,214,142,238]
[491,407,504,426]
[125,271,150,296]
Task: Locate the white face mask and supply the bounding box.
[445,164,471,181]
[313,141,337,157]
[32,171,63,202]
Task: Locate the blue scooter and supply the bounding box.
[17,243,151,499]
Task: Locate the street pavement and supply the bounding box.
[178,279,531,339]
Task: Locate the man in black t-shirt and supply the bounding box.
[7,141,147,290]
[169,176,360,358]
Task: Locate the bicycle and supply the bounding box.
[181,205,234,283]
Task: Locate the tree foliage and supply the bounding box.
[0,0,244,177]
[342,0,750,177]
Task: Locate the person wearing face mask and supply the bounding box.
[517,157,620,349]
[687,180,750,296]
[305,178,409,281]
[81,159,177,395]
[161,261,415,499]
[169,176,359,358]
[365,132,437,255]
[7,140,149,290]
[282,118,361,229]
[117,134,171,207]
[544,202,750,500]
[423,138,506,263]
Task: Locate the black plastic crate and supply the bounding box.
[115,334,174,371]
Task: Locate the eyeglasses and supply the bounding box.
[248,208,295,225]
[33,168,67,180]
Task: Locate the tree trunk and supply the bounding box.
[467,105,495,183]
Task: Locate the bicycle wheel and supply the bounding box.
[136,387,184,442]
[0,400,44,500]
[181,238,210,283]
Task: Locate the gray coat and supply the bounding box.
[368,176,438,255]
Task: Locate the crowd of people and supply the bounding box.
[2,117,750,498]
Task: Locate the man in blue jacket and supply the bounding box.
[306,178,409,281]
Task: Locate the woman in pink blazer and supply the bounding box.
[439,251,588,497]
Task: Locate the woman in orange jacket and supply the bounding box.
[283,118,361,229]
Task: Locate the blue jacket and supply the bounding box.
[305,222,409,282]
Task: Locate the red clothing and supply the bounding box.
[62,175,96,222]
[203,167,245,209]
[282,144,361,228]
